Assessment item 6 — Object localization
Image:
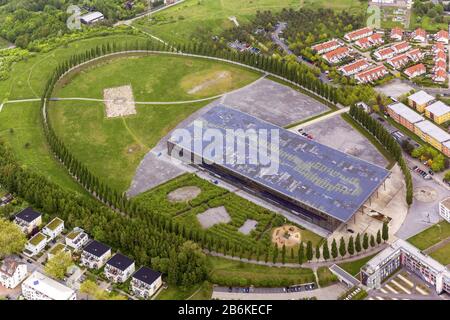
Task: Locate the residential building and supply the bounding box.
[425,101,450,124]
[344,27,373,42]
[407,90,435,112]
[387,53,409,69]
[354,65,388,83]
[311,39,341,54]
[24,232,48,257]
[390,27,404,41]
[355,33,384,49]
[22,271,76,300]
[131,267,162,299]
[322,46,350,64]
[406,48,423,62]
[65,228,89,251]
[80,12,104,25]
[42,217,64,241]
[412,28,427,42]
[104,253,135,283]
[0,257,27,289]
[435,30,449,44]
[439,197,450,223]
[435,50,447,63]
[414,120,450,151]
[387,102,425,131]
[47,243,71,260]
[374,47,395,60]
[404,63,426,79]
[433,70,448,83]
[361,239,449,294]
[443,141,450,158]
[432,43,446,54]
[80,240,111,269]
[338,59,370,76]
[14,207,42,234]
[392,41,411,54]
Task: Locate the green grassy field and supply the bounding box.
[410,13,449,32]
[48,54,260,192]
[430,242,450,265]
[407,221,450,250]
[337,253,378,276]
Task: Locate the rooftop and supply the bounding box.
[106,253,134,271]
[415,120,450,143]
[80,11,104,22]
[83,240,110,257]
[408,91,435,105]
[23,271,75,300]
[169,105,390,223]
[426,101,450,117]
[388,103,424,123]
[44,217,63,231]
[28,232,47,246]
[132,266,161,285]
[48,243,67,256]
[0,258,24,277]
[15,207,41,223]
[441,197,450,210]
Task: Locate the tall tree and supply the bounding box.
[362,233,369,251]
[44,251,73,280]
[331,239,338,260]
[306,241,313,261]
[322,241,330,260]
[315,243,321,260]
[355,233,362,253]
[0,218,26,258]
[376,230,382,245]
[382,222,389,242]
[298,242,305,264]
[339,237,346,258]
[347,236,354,256]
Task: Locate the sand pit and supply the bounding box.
[103,85,136,118]
[197,206,231,229]
[167,186,201,203]
[414,186,438,203]
[238,219,258,235]
[272,225,302,248]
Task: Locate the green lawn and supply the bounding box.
[337,253,378,276]
[317,266,338,287]
[410,13,449,32]
[48,54,260,192]
[301,0,365,12]
[0,37,10,49]
[208,256,315,287]
[407,221,450,251]
[430,242,450,266]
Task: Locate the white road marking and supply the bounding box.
[385,284,398,294]
[415,286,429,296]
[376,296,384,300]
[397,274,414,287]
[380,288,388,294]
[391,279,411,294]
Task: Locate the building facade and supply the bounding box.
[80,240,111,270]
[42,217,64,241]
[131,267,163,299]
[0,258,27,289]
[439,197,450,223]
[22,271,76,300]
[13,208,42,234]
[65,228,89,251]
[104,253,135,283]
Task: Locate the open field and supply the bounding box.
[48,54,260,192]
[407,221,450,251]
[410,13,449,32]
[337,253,378,276]
[301,0,366,12]
[134,0,302,44]
[429,242,450,266]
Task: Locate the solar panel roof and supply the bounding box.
[169,105,390,223]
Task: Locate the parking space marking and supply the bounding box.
[385,284,398,294]
[397,274,414,287]
[391,279,411,294]
[380,288,388,294]
[415,286,429,296]
[376,296,384,300]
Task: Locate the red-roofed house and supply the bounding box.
[311,39,341,54]
[390,27,404,41]
[435,30,449,44]
[406,48,424,62]
[433,70,448,83]
[338,59,370,76]
[322,46,350,64]
[344,27,373,42]
[412,28,427,43]
[374,47,395,60]
[355,34,383,50]
[404,64,426,79]
[433,60,447,72]
[436,50,447,62]
[387,53,410,69]
[432,43,446,54]
[392,41,411,54]
[355,65,388,83]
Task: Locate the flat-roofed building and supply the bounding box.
[104,253,135,283]
[22,271,76,300]
[361,239,450,294]
[65,228,89,251]
[24,232,48,257]
[42,217,64,241]
[443,141,450,157]
[168,105,390,232]
[408,90,435,112]
[414,120,450,151]
[131,267,162,299]
[80,11,104,25]
[0,257,27,289]
[439,197,450,222]
[425,101,450,124]
[80,240,111,269]
[14,208,42,234]
[387,102,425,131]
[47,243,71,261]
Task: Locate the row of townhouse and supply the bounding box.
[404,63,426,79]
[322,46,351,64]
[80,240,162,299]
[344,27,373,42]
[387,48,424,70]
[361,239,450,295]
[411,28,448,44]
[354,33,384,50]
[338,58,370,76]
[311,39,341,55]
[354,65,388,84]
[390,27,403,41]
[432,43,448,83]
[374,41,411,60]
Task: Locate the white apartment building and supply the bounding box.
[13,208,42,234]
[24,232,48,257]
[42,217,64,241]
[0,258,27,289]
[131,267,162,299]
[22,271,76,300]
[104,253,135,283]
[80,240,111,269]
[439,197,450,223]
[65,227,89,251]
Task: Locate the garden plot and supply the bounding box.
[197,206,231,229]
[103,85,136,118]
[238,219,258,235]
[167,186,201,203]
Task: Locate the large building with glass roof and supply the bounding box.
[168,105,390,232]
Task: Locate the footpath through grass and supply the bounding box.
[407,221,450,251]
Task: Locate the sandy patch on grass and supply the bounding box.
[197,206,231,229]
[103,85,136,118]
[272,225,302,248]
[183,70,232,95]
[167,186,201,203]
